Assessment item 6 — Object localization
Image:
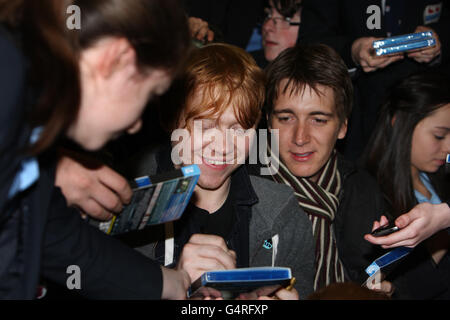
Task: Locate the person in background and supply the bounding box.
[298,0,450,161]
[251,0,302,68]
[0,0,191,299]
[363,72,450,299]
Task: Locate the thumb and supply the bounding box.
[395,213,413,229]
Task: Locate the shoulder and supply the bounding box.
[338,155,380,193]
[248,174,310,229]
[249,174,296,207]
[0,27,27,132]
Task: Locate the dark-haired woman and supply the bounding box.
[0,0,191,299]
[364,72,450,299]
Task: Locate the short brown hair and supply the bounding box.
[265,44,353,124]
[162,43,266,131]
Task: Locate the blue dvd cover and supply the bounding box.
[375,38,436,56]
[372,31,433,49]
[95,164,200,235]
[188,267,292,299]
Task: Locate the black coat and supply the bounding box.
[0,27,163,299]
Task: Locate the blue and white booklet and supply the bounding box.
[188,267,293,299]
[93,164,200,235]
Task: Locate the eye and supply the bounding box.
[276,115,293,123]
[312,118,328,125]
[434,135,444,140]
[232,127,246,135]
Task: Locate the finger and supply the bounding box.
[395,213,413,229]
[97,167,132,204]
[81,198,114,221]
[274,288,299,300]
[371,220,381,232]
[181,256,230,281]
[207,30,215,42]
[89,182,124,213]
[182,241,236,269]
[189,234,230,252]
[379,215,389,226]
[365,227,417,248]
[195,245,236,270]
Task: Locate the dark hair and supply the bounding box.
[266,0,302,18]
[364,72,450,217]
[1,0,190,155]
[265,44,353,124]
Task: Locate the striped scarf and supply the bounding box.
[265,145,346,290]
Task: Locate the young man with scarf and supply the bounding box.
[249,44,386,290]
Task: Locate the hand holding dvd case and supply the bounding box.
[92,164,200,235]
[187,267,293,299]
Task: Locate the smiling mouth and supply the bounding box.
[202,158,232,169]
[290,152,314,161]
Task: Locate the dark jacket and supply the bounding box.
[333,155,386,283]
[123,144,316,298]
[247,153,386,285]
[0,26,164,300]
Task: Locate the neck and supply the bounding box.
[193,178,231,213]
[411,166,431,199]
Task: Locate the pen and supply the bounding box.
[285,277,296,291]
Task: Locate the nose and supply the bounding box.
[292,123,310,147]
[262,17,276,32]
[127,119,143,135]
[444,136,450,154]
[206,128,235,158]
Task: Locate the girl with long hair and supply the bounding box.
[364,71,450,299]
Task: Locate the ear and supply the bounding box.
[391,114,397,127]
[337,119,348,140]
[96,38,137,78]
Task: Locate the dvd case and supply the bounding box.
[94,164,200,235]
[372,31,433,49]
[372,31,436,56]
[188,267,292,299]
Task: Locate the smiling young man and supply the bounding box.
[125,43,315,299]
[250,44,386,290]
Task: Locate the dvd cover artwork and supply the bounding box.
[96,164,200,235]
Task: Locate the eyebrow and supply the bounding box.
[273,109,334,117]
[435,126,450,131]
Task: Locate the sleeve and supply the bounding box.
[297,0,358,68]
[427,0,450,64]
[277,195,315,299]
[446,200,450,235]
[40,181,164,299]
[0,28,28,213]
[335,171,388,284]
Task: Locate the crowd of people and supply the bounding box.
[0,0,449,300]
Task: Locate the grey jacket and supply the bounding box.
[125,146,315,299]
